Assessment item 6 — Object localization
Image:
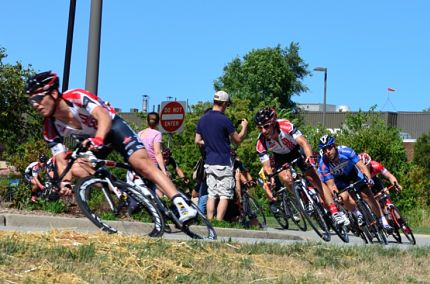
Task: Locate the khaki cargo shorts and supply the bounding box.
[204,164,235,200]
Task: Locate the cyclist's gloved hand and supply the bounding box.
[87,136,104,151]
[305,156,316,167]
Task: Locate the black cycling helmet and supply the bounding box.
[318,135,336,150]
[254,107,277,126]
[25,71,59,95]
[38,153,48,163]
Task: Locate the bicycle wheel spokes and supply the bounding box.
[358,200,387,245]
[284,194,307,231]
[274,200,289,229]
[390,206,416,245]
[75,177,121,233]
[75,177,164,237]
[293,182,330,241]
[240,195,266,230]
[181,201,217,240]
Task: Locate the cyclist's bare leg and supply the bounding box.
[278,170,293,192]
[338,191,356,211]
[304,168,332,209]
[128,149,179,199]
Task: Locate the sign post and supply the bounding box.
[159,101,186,134]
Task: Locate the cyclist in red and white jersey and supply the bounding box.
[26,71,196,222]
[358,152,402,194]
[24,154,48,201]
[254,107,347,225]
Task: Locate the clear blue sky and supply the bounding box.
[2,1,429,112]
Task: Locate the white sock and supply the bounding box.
[380,216,389,226]
[352,207,363,218]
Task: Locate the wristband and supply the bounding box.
[89,136,104,147]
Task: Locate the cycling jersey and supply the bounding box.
[256,119,303,163]
[42,88,144,160]
[318,146,365,190]
[24,162,45,181]
[369,160,388,177]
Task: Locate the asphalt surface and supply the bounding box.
[1,212,428,246]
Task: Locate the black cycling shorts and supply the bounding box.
[104,116,146,161]
[273,146,310,173]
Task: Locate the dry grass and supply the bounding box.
[0,230,429,283]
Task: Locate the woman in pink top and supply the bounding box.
[138,112,167,175]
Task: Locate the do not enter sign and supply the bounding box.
[159,101,186,133]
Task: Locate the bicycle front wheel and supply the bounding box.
[357,199,387,245]
[282,192,307,231]
[241,195,267,229]
[293,182,330,242]
[75,177,164,237]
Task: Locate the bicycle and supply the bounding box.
[59,139,165,237]
[238,182,267,229]
[337,179,388,245]
[127,172,217,240]
[272,157,331,242]
[265,169,307,231]
[374,184,416,245]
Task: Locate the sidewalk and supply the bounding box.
[0,212,304,242]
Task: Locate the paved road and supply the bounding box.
[1,213,428,247]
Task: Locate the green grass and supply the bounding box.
[1,230,430,283]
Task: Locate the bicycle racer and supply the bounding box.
[26,71,196,223]
[254,107,347,226]
[317,135,393,232]
[358,152,402,194]
[24,154,48,201]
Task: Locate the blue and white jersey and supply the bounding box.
[317,146,364,189]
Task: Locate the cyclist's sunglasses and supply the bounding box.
[257,123,272,131]
[322,144,335,153]
[28,92,48,105]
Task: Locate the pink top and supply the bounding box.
[138,128,162,165]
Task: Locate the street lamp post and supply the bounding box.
[314,67,327,128]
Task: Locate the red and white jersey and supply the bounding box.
[369,160,388,177]
[256,119,302,163]
[43,88,116,156]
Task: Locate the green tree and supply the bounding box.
[332,107,407,176]
[413,131,430,175]
[214,43,310,110]
[0,47,40,158]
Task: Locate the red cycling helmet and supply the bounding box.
[358,152,372,166]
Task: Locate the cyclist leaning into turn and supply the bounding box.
[25,71,196,223]
[317,135,393,232]
[254,107,347,226]
[24,154,48,202]
[358,152,402,194]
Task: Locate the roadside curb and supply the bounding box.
[0,213,302,241]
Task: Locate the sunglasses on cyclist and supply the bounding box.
[322,145,335,153]
[257,123,272,131]
[28,92,48,105]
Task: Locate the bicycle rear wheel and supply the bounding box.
[241,195,267,229]
[282,192,307,231]
[75,177,164,237]
[293,182,330,242]
[181,200,217,240]
[390,206,416,245]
